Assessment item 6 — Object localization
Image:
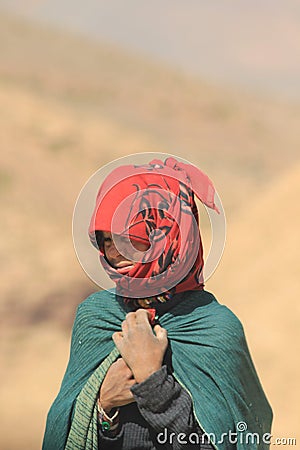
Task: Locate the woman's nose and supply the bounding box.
[107,243,121,258]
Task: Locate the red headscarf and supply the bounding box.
[89,157,219,305]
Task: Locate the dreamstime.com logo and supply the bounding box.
[156,422,297,447]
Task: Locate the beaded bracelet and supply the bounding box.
[97,400,120,432]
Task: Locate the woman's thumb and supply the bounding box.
[112,331,122,348]
[153,324,168,341]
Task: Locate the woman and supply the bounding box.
[42,157,272,450]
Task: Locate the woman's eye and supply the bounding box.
[104,238,112,244]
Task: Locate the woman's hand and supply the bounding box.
[113,309,168,383]
[99,358,136,413]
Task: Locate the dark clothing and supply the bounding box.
[98,365,213,449]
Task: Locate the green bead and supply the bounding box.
[101,421,111,431]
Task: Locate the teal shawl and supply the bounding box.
[42,289,272,450]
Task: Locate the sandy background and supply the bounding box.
[0,8,299,449]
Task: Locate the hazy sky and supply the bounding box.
[1,0,300,99]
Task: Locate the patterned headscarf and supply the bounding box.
[89,157,219,309]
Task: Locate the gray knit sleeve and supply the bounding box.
[130,365,213,450]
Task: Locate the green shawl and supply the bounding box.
[42,289,272,450]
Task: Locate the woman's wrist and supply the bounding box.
[97,398,120,433]
[133,364,162,383]
[99,390,114,414]
[100,401,113,415]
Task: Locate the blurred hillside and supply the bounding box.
[1,0,300,99]
[210,163,300,441]
[0,12,299,449]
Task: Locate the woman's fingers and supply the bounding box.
[127,378,137,387]
[112,357,135,379]
[112,331,123,348]
[123,309,152,329]
[121,320,128,334]
[135,309,152,328]
[153,324,168,343]
[125,311,136,327]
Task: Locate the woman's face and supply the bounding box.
[102,231,149,273]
